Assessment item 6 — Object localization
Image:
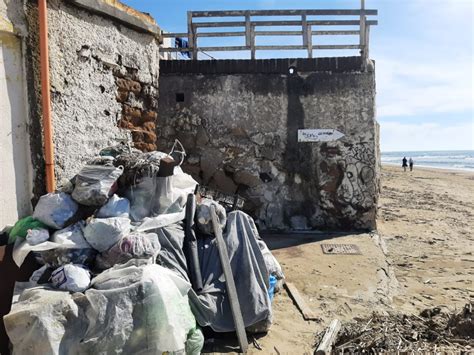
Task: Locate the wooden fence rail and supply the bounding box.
[161,1,377,67]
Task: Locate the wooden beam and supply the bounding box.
[197,31,245,37]
[187,11,196,59]
[250,25,256,59]
[307,24,313,58]
[284,282,319,321]
[161,32,188,38]
[313,30,359,35]
[193,19,377,28]
[302,13,310,58]
[245,11,251,47]
[198,45,248,51]
[315,319,342,355]
[190,9,378,17]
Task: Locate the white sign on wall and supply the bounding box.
[298,129,345,142]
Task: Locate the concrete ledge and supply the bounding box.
[68,0,160,37]
[160,56,365,75]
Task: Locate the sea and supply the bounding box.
[381,150,474,172]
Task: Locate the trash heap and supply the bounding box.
[3,142,284,355]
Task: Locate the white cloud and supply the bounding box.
[380,121,474,152]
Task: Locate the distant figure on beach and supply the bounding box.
[402,157,408,172]
[409,158,414,171]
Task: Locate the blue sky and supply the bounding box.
[123,0,473,152]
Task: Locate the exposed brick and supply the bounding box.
[123,105,142,118]
[142,110,157,122]
[142,121,156,132]
[116,91,128,103]
[116,78,142,94]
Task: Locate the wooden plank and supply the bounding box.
[164,30,359,38]
[210,206,248,353]
[315,319,342,355]
[313,30,359,35]
[193,19,377,28]
[255,30,303,36]
[284,282,319,321]
[161,32,188,38]
[187,11,195,59]
[197,31,245,37]
[190,9,378,17]
[194,21,246,28]
[312,44,360,49]
[160,47,193,52]
[198,45,248,51]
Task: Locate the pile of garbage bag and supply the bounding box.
[2,142,284,354]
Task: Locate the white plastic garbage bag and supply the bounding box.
[4,260,203,355]
[72,165,123,206]
[33,192,78,229]
[51,264,91,292]
[83,217,131,252]
[26,228,49,246]
[51,221,90,249]
[127,166,197,223]
[196,198,227,235]
[95,232,161,269]
[96,194,130,218]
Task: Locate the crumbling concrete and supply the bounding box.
[158,57,380,231]
[23,0,160,191]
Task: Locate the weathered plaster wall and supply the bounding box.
[0,0,33,226]
[24,0,160,189]
[158,57,380,231]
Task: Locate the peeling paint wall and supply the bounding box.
[158,57,380,231]
[0,0,33,226]
[24,0,160,190]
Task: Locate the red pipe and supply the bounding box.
[38,0,56,192]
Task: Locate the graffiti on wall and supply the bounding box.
[337,143,376,209]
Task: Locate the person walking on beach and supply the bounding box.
[409,158,414,171]
[402,157,408,172]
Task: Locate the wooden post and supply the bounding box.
[187,11,197,60]
[250,24,256,60]
[307,24,313,59]
[302,13,311,58]
[360,0,367,70]
[245,11,251,47]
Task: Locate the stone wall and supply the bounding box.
[24,0,160,192]
[158,57,380,231]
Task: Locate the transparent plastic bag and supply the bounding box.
[72,165,124,206]
[96,194,130,218]
[95,232,160,269]
[83,217,131,252]
[33,192,78,229]
[26,228,49,246]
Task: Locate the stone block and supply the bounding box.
[200,149,224,183]
[123,105,141,118]
[196,125,210,146]
[116,91,128,103]
[234,170,261,188]
[210,170,237,194]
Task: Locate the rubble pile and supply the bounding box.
[2,142,284,354]
[316,304,473,353]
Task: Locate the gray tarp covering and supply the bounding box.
[155,211,272,333]
[4,260,203,355]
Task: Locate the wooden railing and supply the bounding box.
[161,1,377,66]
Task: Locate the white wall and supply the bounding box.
[0,23,33,227]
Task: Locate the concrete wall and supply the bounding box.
[0,0,33,227]
[23,0,160,191]
[158,57,380,231]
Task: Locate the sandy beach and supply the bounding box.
[248,164,474,354]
